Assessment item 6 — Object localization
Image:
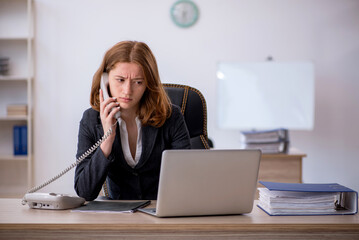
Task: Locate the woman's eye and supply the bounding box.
[135,81,143,85]
[116,78,125,82]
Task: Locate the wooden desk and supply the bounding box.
[0,198,358,240]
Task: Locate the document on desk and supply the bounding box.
[72,200,151,213]
[257,181,358,216]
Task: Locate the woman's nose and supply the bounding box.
[123,81,132,94]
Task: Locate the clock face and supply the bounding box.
[171,0,199,28]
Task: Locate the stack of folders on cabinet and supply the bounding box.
[240,128,289,154]
[257,181,358,216]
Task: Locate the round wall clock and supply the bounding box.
[170,0,199,28]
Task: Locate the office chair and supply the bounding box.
[102,83,210,198]
[163,83,210,149]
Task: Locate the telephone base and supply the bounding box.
[24,193,85,210]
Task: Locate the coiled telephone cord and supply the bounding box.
[21,121,117,205]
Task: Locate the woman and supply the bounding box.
[75,41,191,201]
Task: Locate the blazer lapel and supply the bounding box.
[135,125,158,169]
[96,123,133,171]
[96,119,158,170]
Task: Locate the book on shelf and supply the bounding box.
[7,104,28,116]
[257,181,358,216]
[13,125,27,156]
[20,125,28,155]
[13,126,21,155]
[240,128,289,153]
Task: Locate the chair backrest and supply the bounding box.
[163,83,210,149]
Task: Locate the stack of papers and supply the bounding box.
[257,181,358,216]
[7,104,28,116]
[258,187,339,215]
[240,128,289,154]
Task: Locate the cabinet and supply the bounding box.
[0,0,33,197]
[255,150,306,199]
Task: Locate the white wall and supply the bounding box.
[33,0,359,194]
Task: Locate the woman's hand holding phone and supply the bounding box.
[99,89,121,158]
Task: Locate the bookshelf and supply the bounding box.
[0,0,33,198]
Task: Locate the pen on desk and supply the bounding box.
[131,200,151,213]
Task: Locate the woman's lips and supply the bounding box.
[119,97,131,103]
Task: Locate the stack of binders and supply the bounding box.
[240,128,289,154]
[257,181,358,216]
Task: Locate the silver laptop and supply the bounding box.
[139,149,261,217]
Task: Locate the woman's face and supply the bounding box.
[108,62,146,113]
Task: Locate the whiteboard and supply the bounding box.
[217,62,315,130]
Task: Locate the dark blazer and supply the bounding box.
[74,104,191,201]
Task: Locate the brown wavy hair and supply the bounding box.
[90,41,172,127]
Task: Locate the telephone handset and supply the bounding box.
[100,72,121,119]
[21,73,120,210]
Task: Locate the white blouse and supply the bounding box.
[118,117,142,168]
